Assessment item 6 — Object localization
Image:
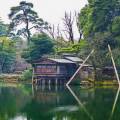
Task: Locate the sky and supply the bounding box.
[0,0,88,39]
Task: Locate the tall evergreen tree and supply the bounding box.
[22,34,54,63]
[9,1,48,45]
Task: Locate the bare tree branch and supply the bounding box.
[62,11,74,43]
[75,11,83,43]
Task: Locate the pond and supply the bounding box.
[0,83,120,120]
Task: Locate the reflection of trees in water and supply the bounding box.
[0,86,31,120]
[22,99,53,120]
[56,87,120,120]
[0,85,120,120]
[84,88,120,120]
[21,85,77,120]
[0,88,17,120]
[21,85,95,120]
[16,86,120,120]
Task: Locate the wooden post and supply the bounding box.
[42,79,44,91]
[40,79,42,86]
[49,79,51,85]
[49,80,51,91]
[32,68,34,84]
[55,78,58,91]
[57,65,60,74]
[66,49,94,86]
[55,78,58,85]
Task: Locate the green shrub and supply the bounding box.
[20,69,32,81]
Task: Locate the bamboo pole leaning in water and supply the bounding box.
[108,44,120,86]
[67,85,94,120]
[109,86,120,120]
[108,44,120,120]
[66,49,94,86]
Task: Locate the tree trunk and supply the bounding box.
[26,19,31,45]
[69,28,74,44]
[78,32,83,43]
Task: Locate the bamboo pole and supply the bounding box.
[109,86,120,120]
[66,49,94,86]
[108,44,120,86]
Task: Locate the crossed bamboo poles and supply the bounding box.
[66,44,120,120]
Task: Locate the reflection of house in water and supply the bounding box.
[33,85,64,104]
[32,85,95,119]
[32,55,94,85]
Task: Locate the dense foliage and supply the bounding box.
[0,36,16,73]
[78,0,120,67]
[57,40,88,55]
[19,69,32,81]
[22,34,54,63]
[0,0,120,77]
[0,20,8,36]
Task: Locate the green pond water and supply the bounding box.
[0,83,120,120]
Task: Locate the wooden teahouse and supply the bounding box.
[32,55,94,85]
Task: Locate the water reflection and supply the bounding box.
[66,85,94,120]
[0,84,120,120]
[109,87,120,120]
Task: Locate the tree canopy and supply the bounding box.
[9,1,48,44]
[79,0,120,38]
[0,36,16,73]
[78,0,120,67]
[22,34,55,63]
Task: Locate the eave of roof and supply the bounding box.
[49,58,75,64]
[65,56,83,62]
[79,64,92,67]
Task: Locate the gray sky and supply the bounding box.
[0,0,87,24]
[0,0,88,39]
